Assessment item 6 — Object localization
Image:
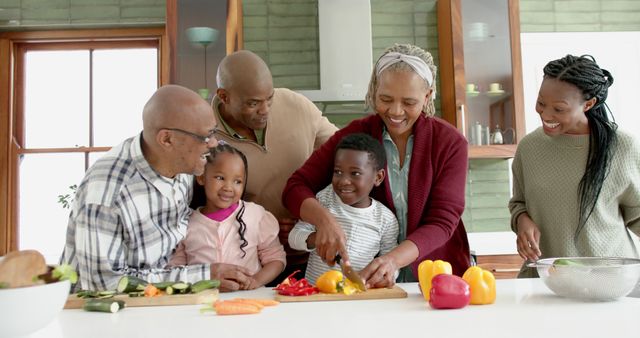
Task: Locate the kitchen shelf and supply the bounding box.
[468,144,516,158]
[438,0,525,159]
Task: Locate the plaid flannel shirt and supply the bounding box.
[60,134,209,291]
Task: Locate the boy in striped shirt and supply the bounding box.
[288,133,399,285]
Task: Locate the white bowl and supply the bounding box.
[534,257,640,301]
[0,279,70,337]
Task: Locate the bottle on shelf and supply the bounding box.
[491,125,504,145]
[483,125,491,145]
[471,121,483,146]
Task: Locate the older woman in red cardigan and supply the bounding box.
[282,44,471,288]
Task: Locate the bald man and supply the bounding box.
[191,50,338,282]
[61,85,252,291]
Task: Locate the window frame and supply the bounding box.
[0,27,169,255]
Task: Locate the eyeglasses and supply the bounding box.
[164,128,216,144]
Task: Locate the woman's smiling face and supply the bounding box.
[374,69,431,140]
[535,77,595,136]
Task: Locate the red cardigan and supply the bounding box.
[282,114,471,276]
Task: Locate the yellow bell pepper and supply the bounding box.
[417,259,452,301]
[462,266,496,305]
[316,270,344,294]
[316,270,359,295]
[342,278,358,296]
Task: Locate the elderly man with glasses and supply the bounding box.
[61,85,253,291]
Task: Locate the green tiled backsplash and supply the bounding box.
[463,159,512,233]
[4,0,639,233]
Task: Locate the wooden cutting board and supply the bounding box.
[274,285,407,302]
[64,289,219,309]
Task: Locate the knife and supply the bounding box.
[335,254,367,292]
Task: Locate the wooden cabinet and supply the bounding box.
[476,254,523,279]
[437,0,525,158]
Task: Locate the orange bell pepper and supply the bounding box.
[417,259,452,301]
[462,266,496,305]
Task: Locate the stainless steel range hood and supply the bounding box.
[297,0,373,102]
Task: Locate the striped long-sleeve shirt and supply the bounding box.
[288,185,399,285]
[60,134,209,291]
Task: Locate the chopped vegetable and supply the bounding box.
[127,291,145,297]
[83,299,125,313]
[116,276,148,293]
[312,270,360,295]
[342,279,358,295]
[52,264,78,284]
[191,279,220,293]
[462,266,496,305]
[429,274,470,309]
[77,290,116,299]
[151,281,175,290]
[273,270,319,296]
[143,284,160,297]
[418,259,453,301]
[171,282,191,294]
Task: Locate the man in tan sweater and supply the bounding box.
[191,50,338,281]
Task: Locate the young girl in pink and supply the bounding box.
[169,144,286,289]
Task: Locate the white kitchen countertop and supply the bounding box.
[27,279,639,338]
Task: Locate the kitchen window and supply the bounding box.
[0,28,167,262]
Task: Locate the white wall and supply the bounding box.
[472,32,640,256]
[521,32,640,135]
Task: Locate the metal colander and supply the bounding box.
[531,257,640,301]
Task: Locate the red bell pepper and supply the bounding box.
[273,270,319,296]
[428,274,470,309]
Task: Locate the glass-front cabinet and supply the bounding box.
[437,0,525,158]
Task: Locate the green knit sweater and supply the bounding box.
[509,128,640,277]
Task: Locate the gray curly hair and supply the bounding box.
[365,44,437,116]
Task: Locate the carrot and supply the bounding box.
[213,300,261,315]
[228,298,265,309]
[144,284,160,297]
[232,298,280,307]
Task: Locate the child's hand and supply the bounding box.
[210,263,252,292]
[243,277,262,290]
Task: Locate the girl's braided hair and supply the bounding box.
[543,54,617,241]
[207,143,250,257]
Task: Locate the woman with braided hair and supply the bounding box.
[283,44,471,287]
[509,55,640,277]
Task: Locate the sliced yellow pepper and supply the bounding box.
[462,266,496,305]
[342,279,358,296]
[417,259,453,301]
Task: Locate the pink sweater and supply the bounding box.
[169,202,286,275]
